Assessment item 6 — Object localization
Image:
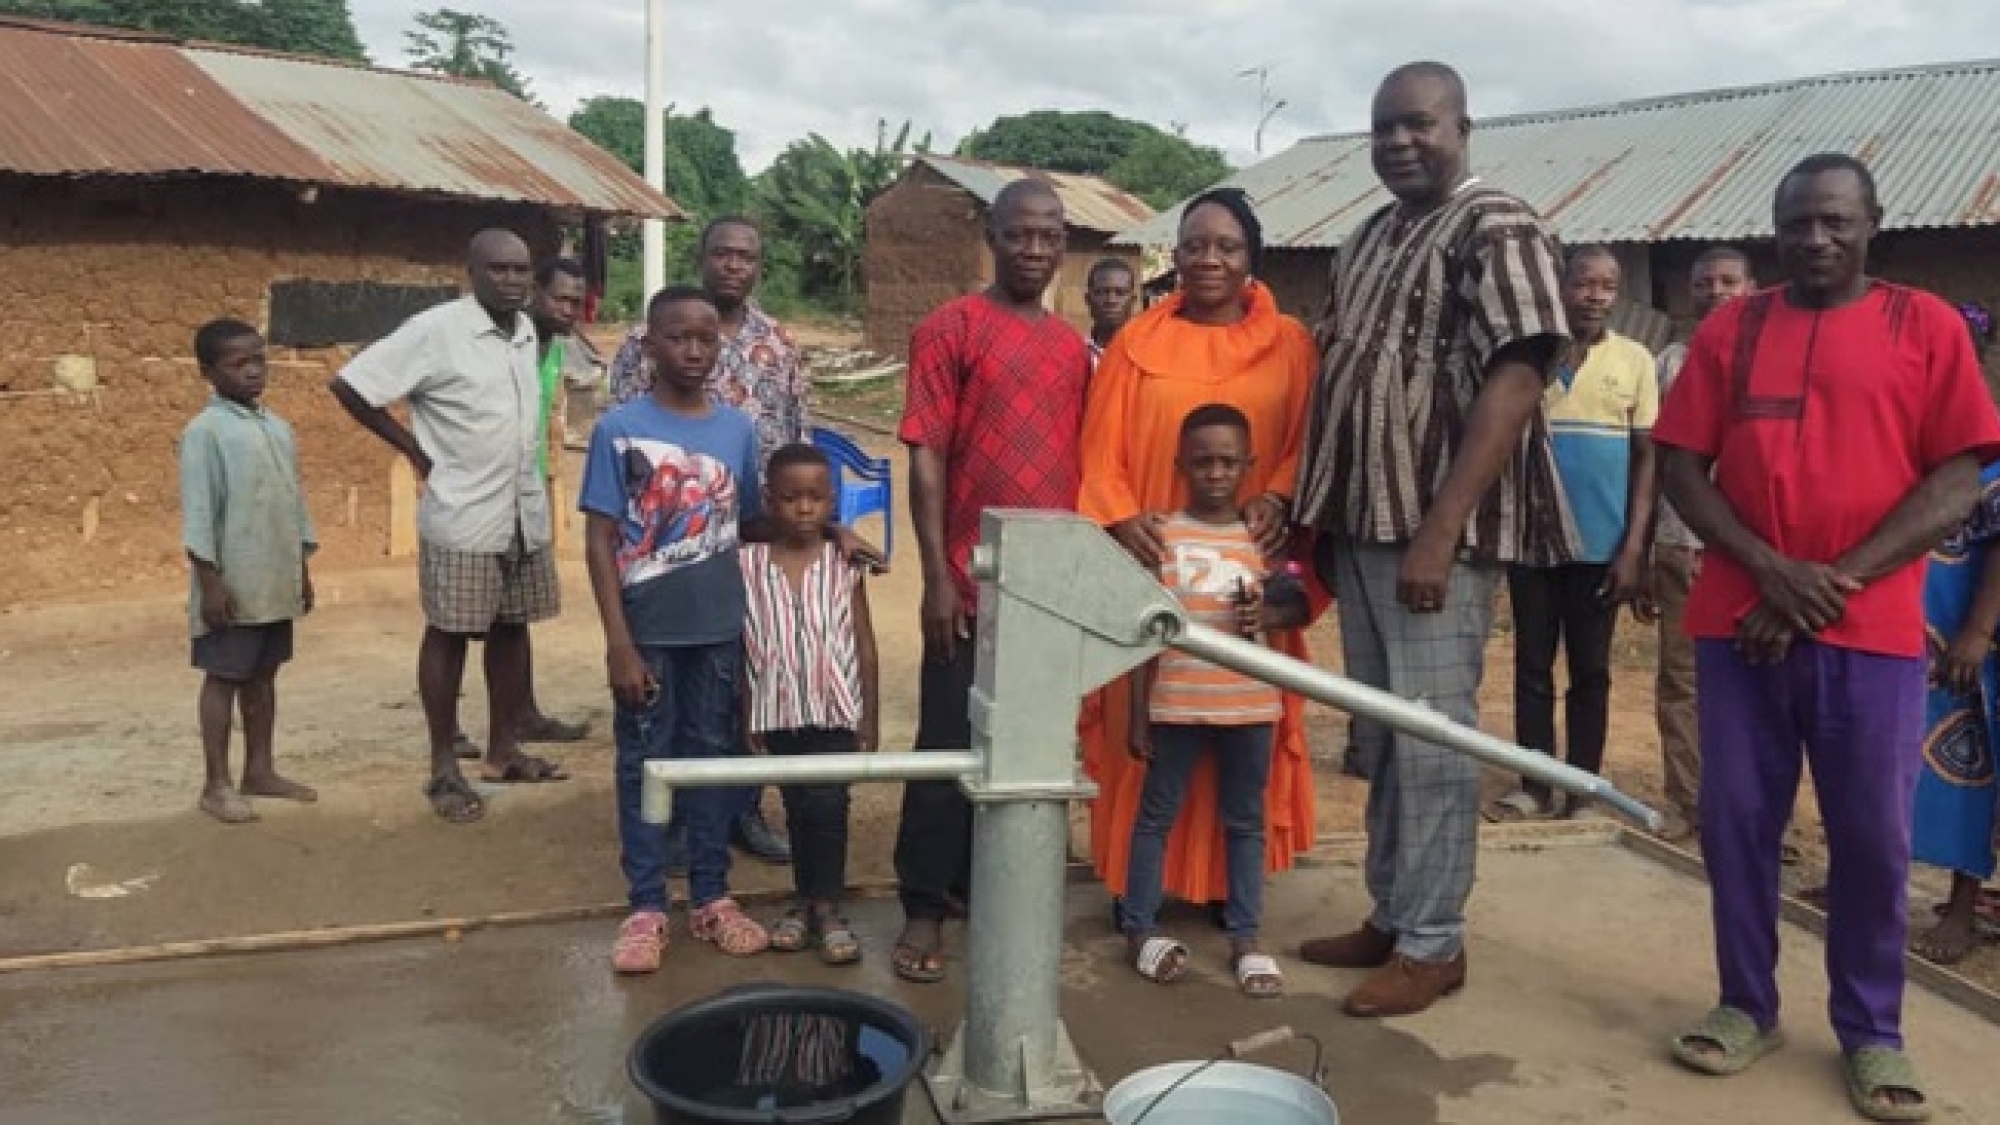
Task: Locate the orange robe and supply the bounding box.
[1078,282,1330,904]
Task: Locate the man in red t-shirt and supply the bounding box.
[1653,153,2000,1116]
[890,179,1092,984]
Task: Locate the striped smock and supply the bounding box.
[740,542,863,734]
[1149,515,1282,726]
[1294,180,1578,567]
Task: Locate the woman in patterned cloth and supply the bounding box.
[1910,300,2000,965]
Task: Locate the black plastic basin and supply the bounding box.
[628,985,930,1125]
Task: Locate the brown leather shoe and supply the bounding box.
[1342,952,1467,1017]
[1298,922,1396,969]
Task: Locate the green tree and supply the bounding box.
[1105,130,1232,210]
[570,100,761,318]
[753,120,929,307]
[568,99,750,217]
[958,110,1151,175]
[958,109,1231,209]
[404,8,534,101]
[568,96,645,173]
[0,0,366,60]
[260,0,364,60]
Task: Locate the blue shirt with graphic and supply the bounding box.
[579,397,763,647]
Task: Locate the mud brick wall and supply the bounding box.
[863,164,1147,358]
[863,165,988,357]
[1257,249,1331,322]
[0,178,560,607]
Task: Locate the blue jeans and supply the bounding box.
[615,640,741,912]
[1119,722,1274,942]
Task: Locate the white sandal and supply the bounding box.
[1133,936,1189,983]
[1234,952,1284,998]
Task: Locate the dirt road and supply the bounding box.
[2,426,1987,994]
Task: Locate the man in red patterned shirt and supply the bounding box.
[890,179,1092,984]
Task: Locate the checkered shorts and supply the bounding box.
[418,535,560,635]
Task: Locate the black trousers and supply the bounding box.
[765,727,858,903]
[893,629,976,921]
[1508,564,1615,806]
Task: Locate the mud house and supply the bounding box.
[1116,59,2000,356]
[0,18,678,607]
[863,155,1154,356]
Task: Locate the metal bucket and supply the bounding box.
[1102,1059,1339,1125]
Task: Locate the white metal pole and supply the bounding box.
[641,0,667,303]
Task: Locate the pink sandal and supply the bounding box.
[692,897,770,956]
[613,910,669,974]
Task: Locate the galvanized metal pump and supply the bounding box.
[641,510,1659,1122]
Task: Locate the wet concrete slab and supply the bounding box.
[4,837,1997,1124]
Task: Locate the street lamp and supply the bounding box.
[642,0,666,301]
[1257,98,1289,157]
[1237,64,1287,155]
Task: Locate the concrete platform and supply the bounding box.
[4,836,1996,1124]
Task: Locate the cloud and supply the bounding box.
[350,0,2000,172]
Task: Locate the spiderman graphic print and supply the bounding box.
[579,396,763,647]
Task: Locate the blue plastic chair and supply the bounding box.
[810,425,893,564]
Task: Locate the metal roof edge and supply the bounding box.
[1293,54,2000,144]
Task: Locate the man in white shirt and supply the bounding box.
[331,229,568,825]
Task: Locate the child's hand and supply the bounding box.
[859,715,879,752]
[832,525,888,574]
[199,587,236,633]
[607,645,656,710]
[1937,630,1991,697]
[1127,720,1152,761]
[1234,577,1265,637]
[301,571,316,617]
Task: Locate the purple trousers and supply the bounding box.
[1696,639,1925,1053]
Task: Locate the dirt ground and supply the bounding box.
[1,320,1991,1001]
[9,843,1999,1124]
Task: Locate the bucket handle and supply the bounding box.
[1127,1026,1329,1125]
[1227,1025,1326,1088]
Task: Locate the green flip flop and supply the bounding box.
[1669,1006,1785,1077]
[1845,1047,1931,1122]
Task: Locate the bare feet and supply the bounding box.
[240,772,318,802]
[1914,876,1984,966]
[199,784,258,824]
[1912,912,1977,966]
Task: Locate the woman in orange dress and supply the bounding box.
[1079,188,1328,930]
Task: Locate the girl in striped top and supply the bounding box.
[741,444,880,966]
[1122,404,1305,998]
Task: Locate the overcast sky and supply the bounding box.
[350,0,1997,172]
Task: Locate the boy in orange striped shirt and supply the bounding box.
[1123,403,1306,998]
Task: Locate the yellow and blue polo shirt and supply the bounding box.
[1546,330,1659,563]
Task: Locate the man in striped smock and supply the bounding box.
[1292,61,1576,1018]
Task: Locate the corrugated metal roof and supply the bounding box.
[0,21,328,181]
[912,154,1154,234]
[1116,58,2000,249]
[0,18,678,218]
